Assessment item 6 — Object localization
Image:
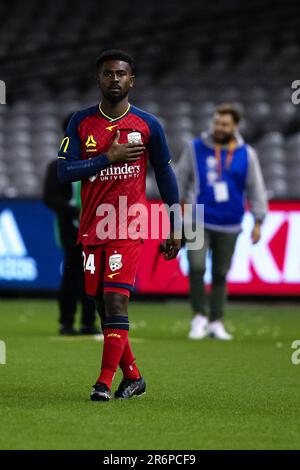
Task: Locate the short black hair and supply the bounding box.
[96,49,135,74]
[215,103,242,124]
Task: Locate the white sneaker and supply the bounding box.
[188,314,208,340]
[208,321,233,340]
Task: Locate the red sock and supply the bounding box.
[97,328,128,389]
[120,337,141,380]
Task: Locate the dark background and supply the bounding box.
[0,0,299,200]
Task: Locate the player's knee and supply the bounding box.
[104,292,128,317]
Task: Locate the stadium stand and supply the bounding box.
[0,0,299,199]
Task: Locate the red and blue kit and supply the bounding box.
[58,104,177,296]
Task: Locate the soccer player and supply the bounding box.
[57,50,181,401]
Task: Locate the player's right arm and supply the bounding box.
[57,115,144,183]
[57,113,111,183]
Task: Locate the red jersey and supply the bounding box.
[58,104,172,245]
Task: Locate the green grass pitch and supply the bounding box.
[0,299,299,450]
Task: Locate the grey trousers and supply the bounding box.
[187,228,238,321]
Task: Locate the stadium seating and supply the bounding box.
[0,0,299,199]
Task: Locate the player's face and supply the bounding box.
[212,113,237,144]
[97,60,134,103]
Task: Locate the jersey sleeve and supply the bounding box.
[148,117,180,229]
[148,117,172,168]
[58,113,82,161]
[57,112,111,182]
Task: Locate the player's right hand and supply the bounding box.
[107,130,145,164]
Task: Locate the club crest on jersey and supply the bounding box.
[85,135,97,152]
[127,131,142,144]
[109,253,123,272]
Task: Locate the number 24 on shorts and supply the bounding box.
[82,252,96,274]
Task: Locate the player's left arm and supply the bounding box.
[148,118,182,260]
[246,145,268,244]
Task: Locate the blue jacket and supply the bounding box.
[176,132,267,232]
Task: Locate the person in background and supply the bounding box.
[43,115,98,335]
[177,103,268,340]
